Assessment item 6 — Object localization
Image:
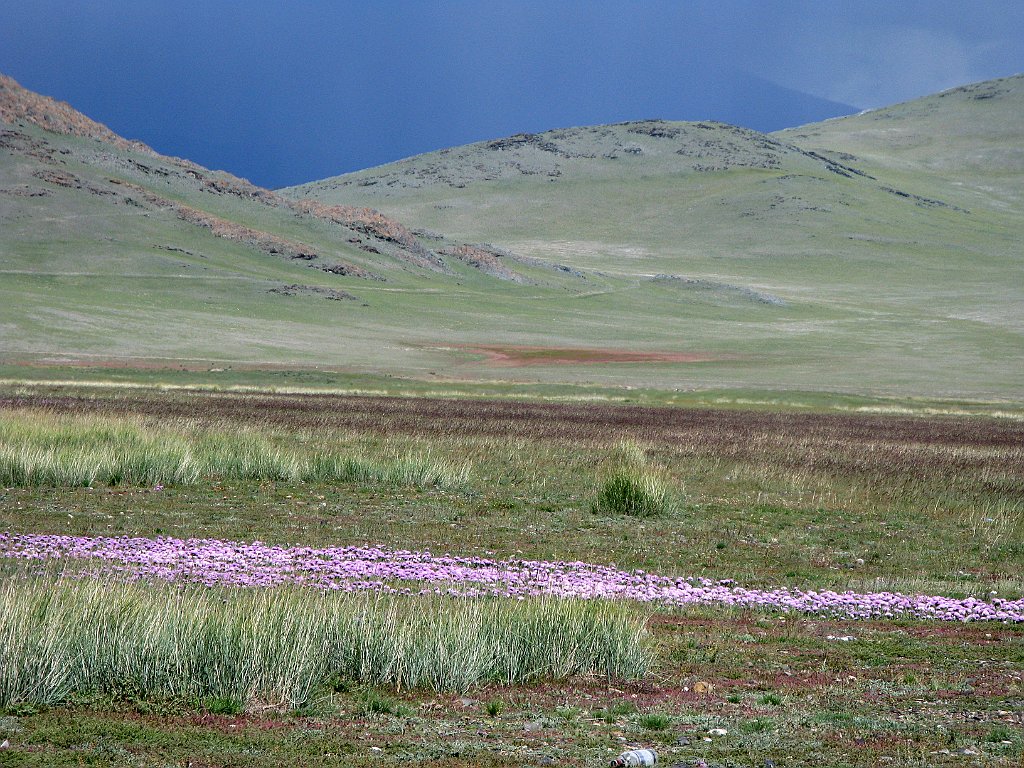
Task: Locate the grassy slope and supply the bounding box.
[0,92,580,377]
[286,76,1024,400]
[2,74,1022,399]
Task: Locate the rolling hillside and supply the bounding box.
[2,72,1022,399]
[0,73,575,377]
[285,75,1024,399]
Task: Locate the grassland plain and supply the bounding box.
[2,73,1022,398]
[1,386,1022,767]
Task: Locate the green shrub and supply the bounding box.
[739,717,775,734]
[358,688,401,715]
[594,467,674,517]
[202,696,244,715]
[484,699,503,717]
[638,712,672,730]
[595,700,637,722]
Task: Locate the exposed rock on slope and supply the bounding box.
[438,244,529,283]
[287,119,879,199]
[105,178,375,278]
[291,199,446,271]
[0,73,155,155]
[0,73,445,274]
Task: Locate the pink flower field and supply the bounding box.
[2,532,1021,623]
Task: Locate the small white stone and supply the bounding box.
[708,728,728,737]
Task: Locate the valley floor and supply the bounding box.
[1,382,1021,767]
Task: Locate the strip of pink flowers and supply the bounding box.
[1,532,1020,622]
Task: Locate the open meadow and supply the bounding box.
[3,21,1023,768]
[1,384,1021,767]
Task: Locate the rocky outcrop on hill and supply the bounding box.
[0,126,68,164]
[1,73,447,276]
[268,283,358,301]
[0,74,155,156]
[439,244,528,283]
[291,199,446,271]
[294,118,886,198]
[106,179,375,277]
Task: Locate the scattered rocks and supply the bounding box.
[439,244,530,283]
[0,186,49,197]
[156,245,201,258]
[32,168,81,188]
[880,185,967,212]
[268,284,358,301]
[1,73,155,155]
[626,121,681,139]
[651,274,786,307]
[798,149,874,179]
[321,263,385,281]
[0,128,63,163]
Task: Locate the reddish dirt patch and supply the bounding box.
[457,345,715,367]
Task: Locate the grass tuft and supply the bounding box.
[0,576,650,712]
[593,440,678,517]
[637,712,672,730]
[594,467,675,517]
[0,411,468,490]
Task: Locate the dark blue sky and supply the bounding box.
[2,1,1022,189]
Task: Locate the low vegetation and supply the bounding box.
[0,575,650,711]
[0,410,468,489]
[0,386,1021,766]
[594,441,677,517]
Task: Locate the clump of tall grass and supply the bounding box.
[0,411,468,489]
[0,576,650,711]
[593,440,677,517]
[303,450,468,488]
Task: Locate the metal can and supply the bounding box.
[610,748,657,767]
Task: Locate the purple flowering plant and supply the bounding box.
[1,532,1019,623]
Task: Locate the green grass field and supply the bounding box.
[1,386,1021,766]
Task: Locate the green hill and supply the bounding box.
[284,76,1024,399]
[2,72,1021,400]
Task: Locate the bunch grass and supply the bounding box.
[0,575,650,711]
[594,440,677,517]
[0,411,468,489]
